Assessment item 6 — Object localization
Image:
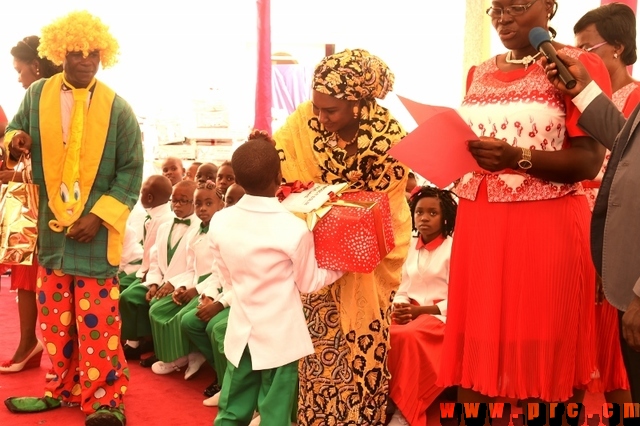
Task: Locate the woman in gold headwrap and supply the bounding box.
[273,48,411,425]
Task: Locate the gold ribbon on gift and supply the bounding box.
[285,182,351,229]
[280,182,392,258]
[293,194,370,231]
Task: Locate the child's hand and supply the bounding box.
[172,286,186,305]
[145,284,159,302]
[197,295,213,308]
[196,300,223,322]
[248,129,276,146]
[391,303,414,325]
[155,282,175,299]
[182,288,199,304]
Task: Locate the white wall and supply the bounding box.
[0,0,638,134]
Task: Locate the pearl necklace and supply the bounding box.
[505,50,542,70]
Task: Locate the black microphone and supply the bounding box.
[529,27,576,89]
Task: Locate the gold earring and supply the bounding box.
[353,107,358,119]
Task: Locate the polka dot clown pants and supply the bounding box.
[37,267,129,414]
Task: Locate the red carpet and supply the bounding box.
[0,276,609,425]
[0,277,218,426]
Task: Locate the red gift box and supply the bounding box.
[313,191,395,274]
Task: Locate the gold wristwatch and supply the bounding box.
[517,147,532,170]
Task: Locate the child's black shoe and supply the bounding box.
[139,355,158,368]
[203,381,221,397]
[122,344,142,360]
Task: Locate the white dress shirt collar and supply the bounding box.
[234,194,289,213]
[146,202,172,218]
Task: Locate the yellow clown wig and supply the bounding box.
[38,10,119,69]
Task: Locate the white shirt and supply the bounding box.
[171,224,217,293]
[571,80,603,113]
[145,213,201,287]
[393,235,452,323]
[60,87,92,145]
[136,203,174,279]
[168,217,192,248]
[119,224,143,275]
[127,201,147,245]
[210,195,343,370]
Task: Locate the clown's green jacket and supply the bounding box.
[5,74,143,279]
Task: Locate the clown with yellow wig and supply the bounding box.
[3,11,143,426]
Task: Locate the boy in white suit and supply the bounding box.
[145,180,202,374]
[211,138,343,426]
[117,223,144,290]
[157,180,225,379]
[120,175,174,360]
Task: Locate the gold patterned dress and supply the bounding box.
[274,99,411,425]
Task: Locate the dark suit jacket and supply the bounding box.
[579,93,640,311]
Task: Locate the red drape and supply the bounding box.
[600,0,636,12]
[255,0,272,134]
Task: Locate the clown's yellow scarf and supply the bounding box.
[39,73,114,232]
[4,74,129,266]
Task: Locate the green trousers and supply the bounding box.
[214,346,297,426]
[181,307,230,385]
[117,270,139,292]
[149,296,198,362]
[119,279,151,341]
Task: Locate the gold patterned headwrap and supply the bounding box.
[312,48,394,101]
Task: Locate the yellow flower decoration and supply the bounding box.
[39,10,119,69]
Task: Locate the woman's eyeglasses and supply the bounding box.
[583,41,608,53]
[486,0,539,18]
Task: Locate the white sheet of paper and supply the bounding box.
[280,183,349,213]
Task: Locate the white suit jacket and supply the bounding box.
[171,225,217,293]
[118,224,144,275]
[145,214,201,287]
[136,203,174,279]
[210,195,343,370]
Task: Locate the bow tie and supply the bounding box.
[199,224,210,234]
[174,218,191,226]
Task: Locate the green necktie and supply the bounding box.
[143,214,152,241]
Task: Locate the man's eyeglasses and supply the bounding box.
[170,199,193,206]
[486,0,539,18]
[583,41,608,53]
